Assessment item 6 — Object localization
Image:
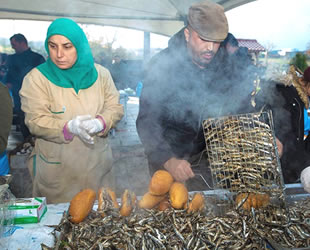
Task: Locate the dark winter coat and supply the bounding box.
[274,83,310,183]
[254,69,310,184]
[223,46,255,83]
[6,48,45,111]
[136,28,255,175]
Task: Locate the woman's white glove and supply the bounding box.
[300,166,310,193]
[80,118,103,134]
[67,115,94,144]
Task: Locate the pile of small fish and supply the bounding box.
[42,197,310,250]
[203,112,282,192]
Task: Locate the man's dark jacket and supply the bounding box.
[223,46,255,83]
[6,48,45,111]
[136,28,254,175]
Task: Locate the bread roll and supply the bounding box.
[235,192,270,210]
[98,187,119,210]
[97,187,119,217]
[69,189,96,223]
[157,196,170,211]
[169,182,188,209]
[138,192,166,209]
[254,193,270,208]
[120,189,136,216]
[149,170,174,196]
[187,193,205,213]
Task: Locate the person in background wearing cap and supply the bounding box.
[19,18,123,204]
[137,0,259,190]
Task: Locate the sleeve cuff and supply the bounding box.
[96,115,106,133]
[63,122,74,141]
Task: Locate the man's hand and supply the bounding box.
[163,157,195,182]
[276,137,283,157]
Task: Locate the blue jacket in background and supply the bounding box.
[0,151,9,176]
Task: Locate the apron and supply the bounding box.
[28,137,115,204]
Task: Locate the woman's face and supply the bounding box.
[48,35,77,69]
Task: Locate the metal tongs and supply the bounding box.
[190,150,212,189]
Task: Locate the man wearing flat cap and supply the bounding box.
[137,1,255,190]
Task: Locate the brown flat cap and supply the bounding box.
[187,0,228,42]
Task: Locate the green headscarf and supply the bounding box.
[37,18,98,93]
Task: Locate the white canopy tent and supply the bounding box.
[0,0,255,37]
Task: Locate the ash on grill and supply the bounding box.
[203,111,287,218]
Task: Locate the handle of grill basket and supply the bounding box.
[189,149,211,189]
[191,168,211,189]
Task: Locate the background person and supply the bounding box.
[0,82,13,175]
[0,53,8,83]
[259,66,310,187]
[96,51,112,71]
[6,33,45,140]
[20,18,123,204]
[110,55,128,90]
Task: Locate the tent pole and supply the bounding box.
[144,31,150,62]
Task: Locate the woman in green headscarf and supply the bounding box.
[20,18,124,204]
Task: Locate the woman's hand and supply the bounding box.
[80,118,104,135]
[67,115,94,144]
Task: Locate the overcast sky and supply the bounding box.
[0,0,309,51]
[226,0,310,51]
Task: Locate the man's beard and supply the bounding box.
[193,51,214,68]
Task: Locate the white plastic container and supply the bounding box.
[0,184,16,248]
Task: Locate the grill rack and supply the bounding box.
[202,111,288,218]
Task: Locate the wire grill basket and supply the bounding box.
[203,111,288,218]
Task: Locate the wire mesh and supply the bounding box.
[202,110,288,219]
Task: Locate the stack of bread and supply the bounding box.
[68,170,205,223]
[139,170,204,212]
